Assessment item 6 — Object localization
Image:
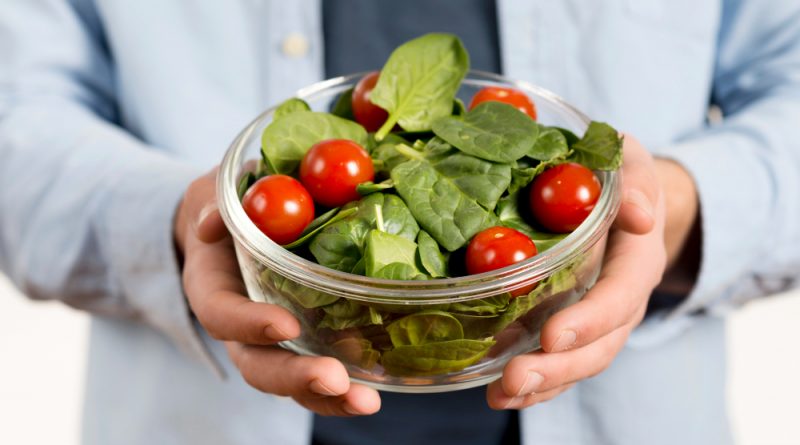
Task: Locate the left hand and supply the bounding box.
[487,134,690,410]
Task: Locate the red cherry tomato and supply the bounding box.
[299,139,375,207]
[466,227,538,297]
[466,226,537,273]
[529,162,601,233]
[352,71,389,132]
[242,175,315,245]
[469,86,537,120]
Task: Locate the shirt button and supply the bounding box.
[281,33,309,58]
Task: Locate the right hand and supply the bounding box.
[174,168,381,416]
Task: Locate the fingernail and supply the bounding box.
[552,330,577,352]
[517,371,544,396]
[309,379,339,396]
[502,396,524,410]
[342,403,361,415]
[264,323,290,340]
[625,189,654,221]
[195,201,218,230]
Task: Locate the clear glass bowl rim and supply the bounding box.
[217,70,621,304]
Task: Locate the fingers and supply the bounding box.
[488,323,633,410]
[487,379,573,410]
[539,227,664,353]
[183,236,300,344]
[614,134,659,235]
[178,167,228,251]
[227,343,381,416]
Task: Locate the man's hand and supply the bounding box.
[488,135,698,410]
[174,168,381,416]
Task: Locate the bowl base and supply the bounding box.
[279,341,503,393]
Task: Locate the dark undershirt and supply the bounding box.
[315,1,517,445]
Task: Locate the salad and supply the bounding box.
[237,34,622,377]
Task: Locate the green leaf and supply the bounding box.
[371,33,469,140]
[309,194,419,273]
[507,167,536,195]
[453,98,466,116]
[430,152,511,210]
[416,230,448,278]
[496,192,567,253]
[528,126,569,161]
[261,111,368,174]
[266,272,339,309]
[568,121,623,170]
[356,180,394,196]
[386,311,464,347]
[237,172,256,200]
[432,101,539,163]
[281,207,358,250]
[380,339,495,376]
[372,262,429,280]
[371,134,414,175]
[330,87,354,120]
[273,97,311,119]
[447,294,511,315]
[391,160,498,252]
[318,299,384,330]
[364,229,426,279]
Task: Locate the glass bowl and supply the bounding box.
[217,71,621,393]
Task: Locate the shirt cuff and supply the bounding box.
[631,133,769,346]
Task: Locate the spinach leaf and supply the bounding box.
[372,134,414,175]
[496,193,567,252]
[282,207,358,250]
[330,337,380,369]
[318,299,384,330]
[265,271,339,309]
[507,167,536,195]
[356,180,394,196]
[274,97,311,119]
[417,230,448,278]
[237,172,256,200]
[528,126,569,161]
[371,33,469,140]
[431,152,511,210]
[432,101,538,163]
[555,127,580,145]
[309,193,419,273]
[363,229,427,279]
[568,121,623,170]
[372,262,429,280]
[391,160,498,252]
[386,311,464,346]
[448,294,511,315]
[330,87,354,120]
[380,339,495,376]
[261,111,368,174]
[453,98,466,116]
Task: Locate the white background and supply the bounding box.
[1,274,799,445]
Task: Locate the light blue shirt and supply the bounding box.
[1,1,799,444]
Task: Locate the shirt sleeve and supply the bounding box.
[0,0,219,371]
[632,0,800,346]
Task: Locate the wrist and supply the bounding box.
[654,158,700,295]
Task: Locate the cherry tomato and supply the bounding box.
[242,175,315,245]
[466,226,538,274]
[466,227,539,297]
[299,139,375,207]
[469,86,537,120]
[529,162,601,233]
[352,71,389,132]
